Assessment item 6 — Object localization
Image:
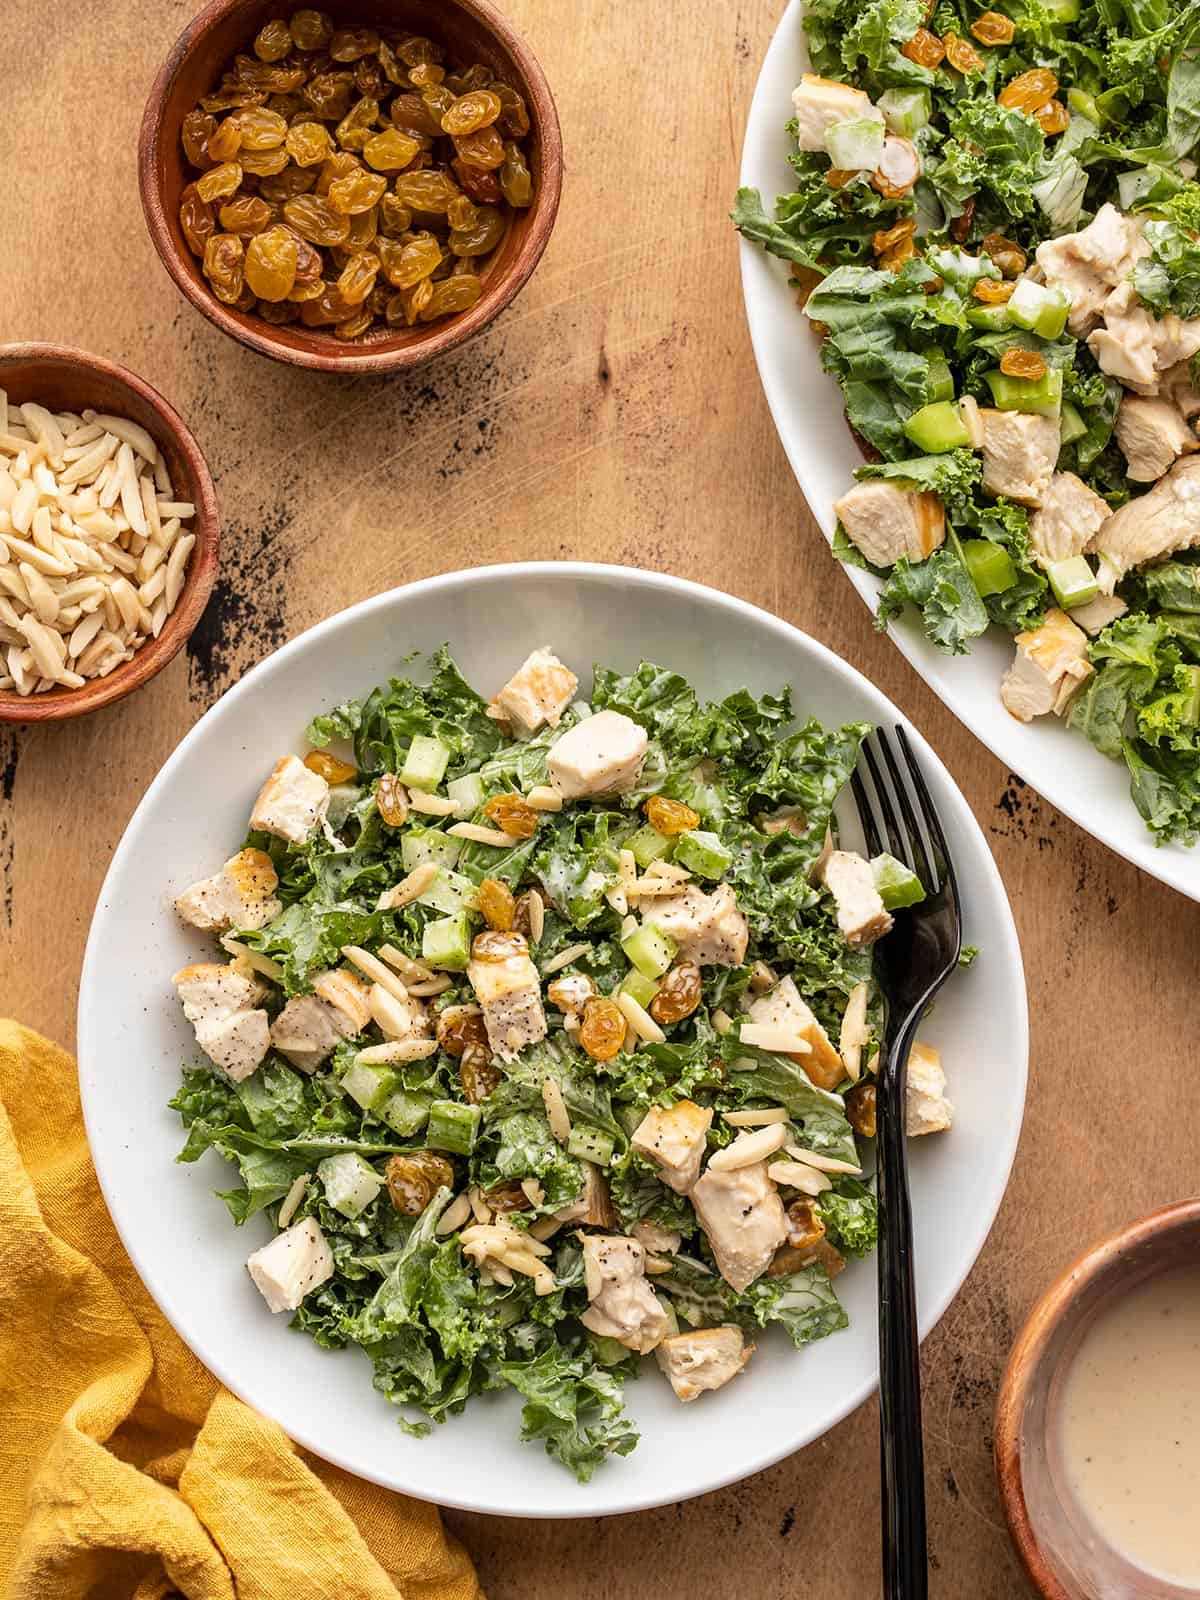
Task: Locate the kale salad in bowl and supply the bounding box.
[737,0,1200,897]
[77,566,1026,1515]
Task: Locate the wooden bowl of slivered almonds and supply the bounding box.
[138,0,563,373]
[0,344,219,724]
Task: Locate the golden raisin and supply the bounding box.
[785,1198,827,1252]
[329,26,380,61]
[970,10,1015,44]
[196,161,243,202]
[393,168,462,212]
[286,120,333,167]
[385,1151,454,1215]
[362,127,421,170]
[253,18,293,61]
[179,184,216,257]
[499,142,534,209]
[547,974,596,1014]
[579,996,627,1062]
[998,67,1058,112]
[182,110,218,168]
[648,962,703,1024]
[442,90,503,136]
[1036,99,1070,135]
[471,930,529,963]
[477,877,517,931]
[337,249,380,305]
[482,793,539,839]
[645,795,700,836]
[336,96,380,152]
[880,235,916,271]
[328,168,387,214]
[303,70,354,121]
[375,772,409,827]
[290,9,333,50]
[825,167,855,189]
[261,167,318,203]
[981,231,1026,277]
[449,205,506,258]
[1000,348,1048,379]
[283,193,351,246]
[229,106,289,150]
[304,749,356,784]
[846,1082,877,1139]
[485,1180,531,1212]
[241,146,290,177]
[900,27,945,67]
[244,225,299,301]
[495,82,530,137]
[873,218,916,255]
[453,126,505,170]
[452,157,503,204]
[950,195,976,243]
[203,232,245,304]
[460,1043,502,1104]
[943,33,985,72]
[437,1005,489,1057]
[420,275,483,319]
[390,91,443,136]
[207,118,243,162]
[972,277,1015,303]
[219,194,275,236]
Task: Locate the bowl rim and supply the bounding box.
[994,1197,1200,1599]
[137,0,564,374]
[77,560,1030,1516]
[0,341,219,724]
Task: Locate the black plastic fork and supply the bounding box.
[850,726,963,1600]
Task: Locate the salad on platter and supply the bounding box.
[736,0,1200,846]
[167,644,959,1480]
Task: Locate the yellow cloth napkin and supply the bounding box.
[0,1020,485,1600]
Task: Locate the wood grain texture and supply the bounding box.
[3,3,1198,1595]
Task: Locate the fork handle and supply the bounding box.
[878,1013,928,1600]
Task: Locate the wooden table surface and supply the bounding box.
[5,3,1198,1595]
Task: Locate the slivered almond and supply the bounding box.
[766,1160,833,1195]
[436,1192,473,1235]
[616,990,665,1044]
[448,821,521,846]
[377,942,435,982]
[839,981,871,1083]
[341,944,409,1001]
[540,942,592,975]
[408,789,457,816]
[407,976,452,997]
[356,1039,438,1064]
[220,936,284,982]
[740,1023,813,1054]
[526,785,563,811]
[707,1123,788,1171]
[276,1174,310,1229]
[711,1007,733,1036]
[520,1177,546,1208]
[527,887,545,943]
[529,1215,563,1243]
[784,1142,863,1175]
[542,1077,571,1143]
[376,862,437,911]
[724,1106,789,1127]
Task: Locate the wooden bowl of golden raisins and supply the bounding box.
[139,0,563,372]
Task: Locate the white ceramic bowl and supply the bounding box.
[739,1,1200,903]
[78,563,1027,1517]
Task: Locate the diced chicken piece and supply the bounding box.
[247,1217,335,1313]
[833,480,945,568]
[656,1326,753,1402]
[173,961,270,1083]
[1028,472,1111,566]
[905,1042,953,1137]
[746,975,843,1091]
[554,1160,617,1228]
[1035,203,1151,337]
[174,847,282,934]
[631,1219,682,1255]
[1115,395,1197,483]
[1162,360,1200,420]
[488,646,578,736]
[546,710,648,800]
[1089,455,1200,590]
[1000,609,1093,723]
[691,1160,790,1292]
[980,410,1061,507]
[650,884,749,967]
[790,73,882,152]
[250,754,330,844]
[579,1235,671,1354]
[1069,593,1128,636]
[467,948,547,1062]
[270,967,371,1072]
[631,1100,713,1194]
[819,850,893,948]
[1089,282,1172,395]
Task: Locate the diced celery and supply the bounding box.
[567,1124,616,1167]
[379,1089,432,1137]
[871,852,926,910]
[965,303,1011,332]
[402,826,463,873]
[621,922,677,979]
[1007,279,1069,340]
[446,772,486,817]
[627,823,675,868]
[1048,556,1100,610]
[422,911,473,971]
[877,87,931,139]
[673,829,732,879]
[619,969,661,1009]
[924,355,955,404]
[399,734,450,792]
[903,401,972,454]
[824,116,885,172]
[340,1058,399,1113]
[962,539,1018,597]
[417,865,477,916]
[318,1153,382,1218]
[1180,665,1200,725]
[426,1099,481,1156]
[984,367,1063,417]
[1059,401,1087,446]
[1067,86,1101,123]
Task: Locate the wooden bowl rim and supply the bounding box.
[0,341,220,724]
[137,0,564,374]
[994,1197,1200,1600]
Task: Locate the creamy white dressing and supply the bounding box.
[1058,1267,1200,1586]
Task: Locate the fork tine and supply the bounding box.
[896,725,956,893]
[850,768,885,858]
[874,729,936,892]
[860,734,915,877]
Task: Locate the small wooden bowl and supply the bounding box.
[0,344,219,724]
[138,0,563,374]
[995,1199,1200,1600]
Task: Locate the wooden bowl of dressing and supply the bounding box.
[996,1199,1200,1600]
